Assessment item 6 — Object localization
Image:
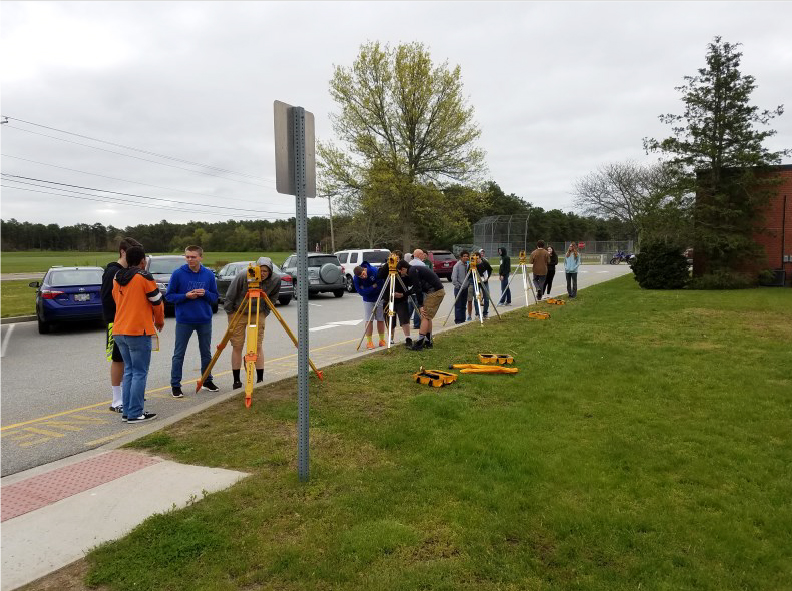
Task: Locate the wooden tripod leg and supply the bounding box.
[196,298,249,392]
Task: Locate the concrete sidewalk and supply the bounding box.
[0,449,248,591]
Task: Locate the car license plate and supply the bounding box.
[74,293,90,302]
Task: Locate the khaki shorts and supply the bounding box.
[228,313,265,349]
[421,289,445,319]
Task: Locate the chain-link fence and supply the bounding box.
[470,215,531,258]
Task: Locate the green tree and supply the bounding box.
[643,36,790,273]
[318,41,487,250]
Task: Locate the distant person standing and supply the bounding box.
[543,246,559,297]
[451,250,470,324]
[408,248,428,329]
[528,240,550,300]
[100,237,142,414]
[112,246,164,423]
[497,247,511,306]
[165,245,220,398]
[564,243,581,298]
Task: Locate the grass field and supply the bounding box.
[0,251,293,273]
[72,276,792,591]
[1,279,36,317]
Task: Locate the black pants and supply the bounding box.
[544,266,556,295]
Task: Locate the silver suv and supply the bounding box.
[335,248,391,292]
[281,253,345,298]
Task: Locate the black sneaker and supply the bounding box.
[424,340,433,349]
[405,337,413,347]
[172,387,184,398]
[232,380,243,390]
[202,380,219,392]
[121,415,127,422]
[127,412,157,423]
[411,339,425,351]
[109,405,123,413]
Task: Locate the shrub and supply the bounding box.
[631,241,690,289]
[688,269,756,290]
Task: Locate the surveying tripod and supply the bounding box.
[197,263,323,408]
[355,254,422,351]
[442,253,502,327]
[500,250,540,307]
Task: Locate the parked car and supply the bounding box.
[30,266,104,334]
[145,255,218,315]
[281,252,345,297]
[335,248,391,292]
[425,250,457,281]
[215,260,293,305]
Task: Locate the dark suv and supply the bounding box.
[425,250,457,281]
[281,253,345,297]
[145,255,218,314]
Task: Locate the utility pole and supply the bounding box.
[319,193,336,253]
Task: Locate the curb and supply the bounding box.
[1,316,36,325]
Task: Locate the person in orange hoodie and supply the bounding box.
[112,246,165,423]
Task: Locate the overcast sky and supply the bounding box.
[2,1,791,229]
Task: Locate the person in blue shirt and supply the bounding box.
[353,261,386,349]
[165,245,219,397]
[564,243,581,298]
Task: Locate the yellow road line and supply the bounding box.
[1,338,357,431]
[85,429,137,446]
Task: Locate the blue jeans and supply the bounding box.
[171,322,212,388]
[114,334,152,419]
[454,287,468,324]
[408,300,420,329]
[499,275,511,304]
[480,282,490,316]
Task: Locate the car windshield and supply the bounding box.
[308,256,340,267]
[433,252,456,261]
[363,251,390,264]
[49,269,103,286]
[148,258,184,274]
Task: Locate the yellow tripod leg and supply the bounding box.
[244,292,262,408]
[196,297,249,392]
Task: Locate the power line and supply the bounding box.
[1,154,330,214]
[1,173,300,216]
[2,115,276,183]
[4,125,276,188]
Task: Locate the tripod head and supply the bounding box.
[470,253,479,265]
[387,253,399,272]
[519,250,527,264]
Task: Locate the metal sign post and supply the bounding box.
[274,100,315,482]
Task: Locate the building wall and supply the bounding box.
[753,165,792,282]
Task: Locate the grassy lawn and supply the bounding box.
[1,251,293,273]
[79,276,791,591]
[1,279,36,317]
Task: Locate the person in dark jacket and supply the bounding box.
[354,261,386,349]
[224,257,281,389]
[165,245,220,397]
[402,260,445,350]
[497,247,511,305]
[100,237,142,413]
[476,249,493,319]
[543,246,559,296]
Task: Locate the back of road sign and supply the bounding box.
[274,100,316,197]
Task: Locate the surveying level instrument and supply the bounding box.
[500,250,540,309]
[197,263,323,408]
[355,254,421,351]
[442,253,502,327]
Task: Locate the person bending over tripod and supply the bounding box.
[223,257,281,389]
[353,262,386,349]
[402,260,445,351]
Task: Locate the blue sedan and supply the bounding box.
[30,266,104,334]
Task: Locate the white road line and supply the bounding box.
[1,324,15,358]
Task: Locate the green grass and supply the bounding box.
[1,279,37,317]
[0,251,292,273]
[84,276,792,591]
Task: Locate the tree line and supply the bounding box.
[1,193,626,253]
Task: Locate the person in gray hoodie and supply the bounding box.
[451,251,470,324]
[223,257,281,389]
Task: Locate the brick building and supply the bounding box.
[753,164,792,285]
